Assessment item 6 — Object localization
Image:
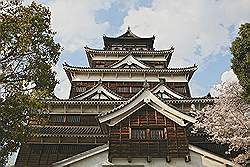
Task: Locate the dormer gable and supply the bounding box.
[100,87,195,162]
[151,82,186,99]
[98,88,196,126]
[71,82,124,101]
[109,53,150,69]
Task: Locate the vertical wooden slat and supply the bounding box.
[109,105,189,159]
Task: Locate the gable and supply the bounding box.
[152,84,185,99]
[110,54,150,69]
[98,89,196,126]
[108,104,190,161]
[72,83,123,101]
[115,104,185,128]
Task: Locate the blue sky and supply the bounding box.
[7,0,250,165]
[23,0,249,100]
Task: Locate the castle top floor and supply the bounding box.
[103,27,155,51]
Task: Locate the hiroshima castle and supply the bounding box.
[15,27,235,167]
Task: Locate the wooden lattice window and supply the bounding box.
[50,115,64,123]
[75,87,86,92]
[117,87,130,93]
[67,115,81,123]
[131,128,164,140]
[131,87,142,93]
[175,86,186,94]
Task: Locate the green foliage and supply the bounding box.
[231,23,250,102]
[0,1,61,165]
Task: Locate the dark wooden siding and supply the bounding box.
[70,81,158,98]
[109,105,189,161]
[70,81,190,99]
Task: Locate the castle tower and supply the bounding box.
[15,28,233,167]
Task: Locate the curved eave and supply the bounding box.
[32,134,108,138]
[63,63,73,82]
[84,48,93,67]
[63,64,197,77]
[164,98,215,104]
[46,100,126,105]
[165,50,173,67]
[84,46,174,55]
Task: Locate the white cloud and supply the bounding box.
[23,0,116,99]
[121,0,250,67]
[220,69,238,83]
[210,69,238,96]
[53,64,71,99]
[23,0,112,52]
[47,0,113,52]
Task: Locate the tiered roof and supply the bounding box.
[46,82,214,105]
[63,63,198,82]
[84,46,174,67]
[103,27,155,50]
[85,46,173,54]
[32,126,106,138]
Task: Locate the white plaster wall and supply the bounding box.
[50,105,65,113]
[69,150,227,167]
[72,73,187,82]
[82,105,98,113]
[66,105,81,113]
[70,151,109,167]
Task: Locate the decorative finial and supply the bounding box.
[128,26,130,31]
[143,80,150,89]
[98,79,102,84]
[159,78,165,84]
[206,93,211,98]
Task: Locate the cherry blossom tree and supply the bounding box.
[193,81,250,165]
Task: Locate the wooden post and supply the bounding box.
[166,155,171,163]
[147,156,152,163]
[128,156,132,163]
[185,155,191,162]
